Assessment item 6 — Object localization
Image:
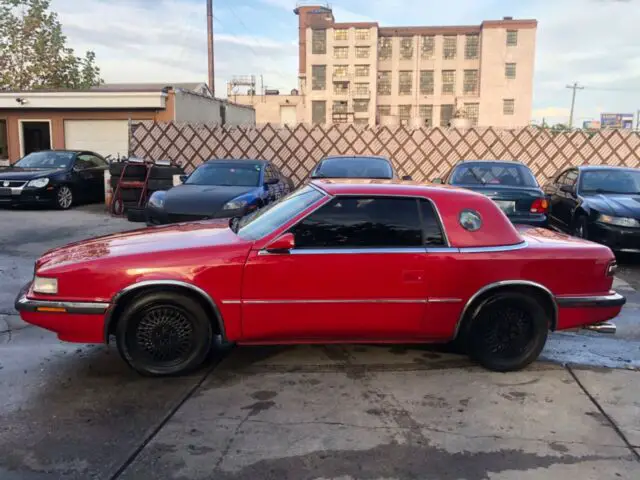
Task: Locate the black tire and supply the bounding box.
[573,215,588,239]
[149,165,184,179]
[109,163,148,179]
[467,291,549,372]
[126,207,146,222]
[116,291,213,376]
[54,185,74,210]
[119,188,143,202]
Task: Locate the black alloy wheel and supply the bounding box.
[467,291,548,372]
[116,292,213,376]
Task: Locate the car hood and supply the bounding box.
[163,184,260,215]
[0,167,65,180]
[583,193,640,217]
[36,220,250,272]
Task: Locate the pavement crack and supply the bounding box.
[567,365,640,462]
[214,410,253,470]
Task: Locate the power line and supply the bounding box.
[566,82,584,128]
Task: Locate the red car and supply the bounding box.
[15,180,625,376]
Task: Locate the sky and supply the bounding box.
[49,0,640,126]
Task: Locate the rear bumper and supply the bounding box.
[555,291,626,308]
[588,222,640,253]
[555,291,625,332]
[507,213,548,227]
[14,282,108,343]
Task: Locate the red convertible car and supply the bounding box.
[16,180,625,376]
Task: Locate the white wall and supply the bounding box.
[174,90,256,126]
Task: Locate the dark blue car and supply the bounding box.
[145,159,293,225]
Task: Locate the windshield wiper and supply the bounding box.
[468,169,486,185]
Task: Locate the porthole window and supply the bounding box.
[459,209,482,231]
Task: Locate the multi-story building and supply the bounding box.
[294,3,537,127]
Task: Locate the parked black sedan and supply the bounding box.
[543,165,640,252]
[309,155,412,180]
[435,160,549,227]
[0,150,107,209]
[145,159,293,225]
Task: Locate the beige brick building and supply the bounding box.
[294,4,537,128]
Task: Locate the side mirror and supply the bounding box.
[560,184,575,195]
[402,175,412,181]
[179,175,188,183]
[432,178,443,184]
[265,177,279,185]
[265,233,295,253]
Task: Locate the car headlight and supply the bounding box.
[598,214,640,228]
[223,199,248,210]
[27,178,49,188]
[33,276,58,294]
[148,192,165,209]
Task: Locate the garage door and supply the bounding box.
[279,106,297,126]
[64,120,129,158]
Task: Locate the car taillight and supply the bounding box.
[606,260,617,277]
[530,198,549,214]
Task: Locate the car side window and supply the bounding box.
[420,200,446,246]
[87,155,107,167]
[565,169,578,187]
[74,156,92,170]
[290,196,427,249]
[265,165,278,182]
[555,170,569,185]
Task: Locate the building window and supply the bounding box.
[464,34,479,59]
[503,99,515,115]
[354,83,369,95]
[399,70,413,95]
[355,65,370,77]
[506,30,518,46]
[378,37,392,60]
[377,71,391,95]
[334,82,349,95]
[505,63,516,79]
[354,118,369,125]
[440,104,454,127]
[400,38,413,60]
[419,70,434,95]
[312,101,326,124]
[441,70,455,95]
[334,64,348,79]
[419,105,434,127]
[334,47,348,59]
[355,28,370,41]
[333,101,349,123]
[463,69,479,95]
[355,46,370,58]
[443,35,457,59]
[421,35,435,59]
[464,103,479,126]
[399,105,412,126]
[377,105,391,117]
[312,29,326,54]
[312,65,326,90]
[353,99,369,112]
[334,28,348,41]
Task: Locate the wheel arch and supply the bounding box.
[453,280,558,341]
[103,280,226,343]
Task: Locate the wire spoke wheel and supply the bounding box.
[480,305,534,360]
[57,186,73,209]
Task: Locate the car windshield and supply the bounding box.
[450,163,538,187]
[580,169,640,195]
[14,151,75,169]
[185,163,262,187]
[314,157,393,179]
[236,185,325,240]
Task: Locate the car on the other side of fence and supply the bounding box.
[0,150,107,210]
[543,165,640,252]
[145,158,294,225]
[309,155,412,181]
[16,179,624,377]
[434,160,549,227]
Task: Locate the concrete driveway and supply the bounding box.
[0,206,638,479]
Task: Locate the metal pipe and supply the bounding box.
[582,322,617,334]
[207,0,215,97]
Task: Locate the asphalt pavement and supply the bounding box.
[0,205,638,479]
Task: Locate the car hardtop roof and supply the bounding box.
[321,155,391,161]
[577,165,639,172]
[311,178,485,199]
[203,158,268,166]
[456,159,526,165]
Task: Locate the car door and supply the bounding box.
[240,195,437,341]
[554,168,579,230]
[70,155,95,202]
[84,153,108,201]
[545,169,568,229]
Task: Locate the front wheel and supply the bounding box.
[55,185,74,210]
[467,292,549,372]
[116,292,214,376]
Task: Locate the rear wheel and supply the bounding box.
[116,292,213,376]
[467,291,548,372]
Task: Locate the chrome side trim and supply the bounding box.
[103,280,226,342]
[453,280,558,339]
[458,241,528,253]
[555,291,626,308]
[242,298,429,305]
[428,298,462,303]
[15,294,109,315]
[221,300,242,305]
[289,248,428,255]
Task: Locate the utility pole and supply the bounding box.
[207,0,215,97]
[566,82,584,128]
[636,109,640,131]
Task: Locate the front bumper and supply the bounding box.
[145,204,246,226]
[14,282,109,343]
[0,187,56,205]
[588,221,640,253]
